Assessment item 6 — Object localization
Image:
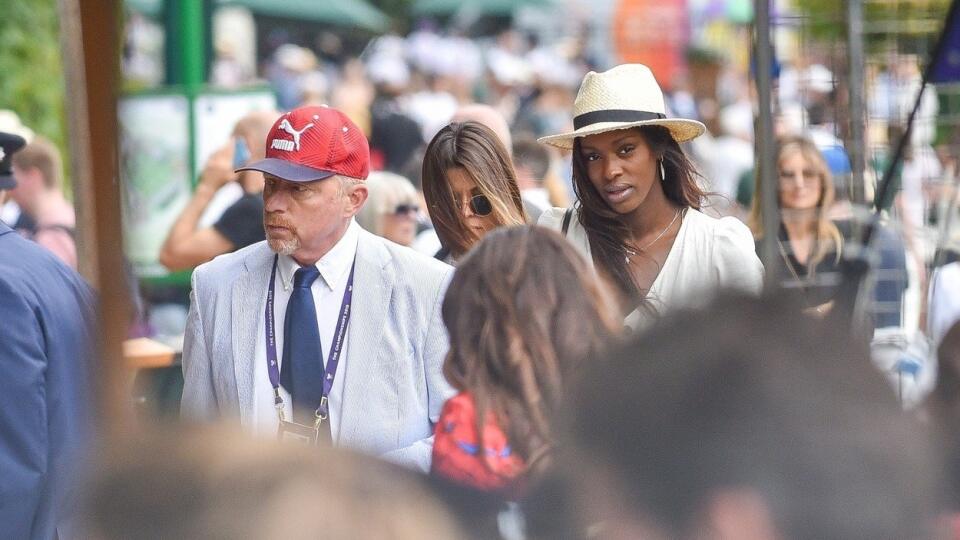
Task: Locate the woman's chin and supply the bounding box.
[607,198,642,216]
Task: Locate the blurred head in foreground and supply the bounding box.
[527,295,941,540]
[434,225,620,491]
[928,321,960,513]
[81,426,464,540]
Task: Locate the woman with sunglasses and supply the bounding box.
[356,171,421,247]
[749,137,845,315]
[422,121,527,263]
[538,64,763,329]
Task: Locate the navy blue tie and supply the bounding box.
[280,265,324,422]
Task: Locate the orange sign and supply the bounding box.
[612,0,688,89]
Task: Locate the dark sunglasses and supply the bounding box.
[468,194,493,217]
[393,204,420,215]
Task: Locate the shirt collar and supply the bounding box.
[277,219,359,292]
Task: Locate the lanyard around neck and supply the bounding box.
[264,254,356,419]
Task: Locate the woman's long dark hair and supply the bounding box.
[422,121,527,258]
[442,226,621,476]
[571,125,706,307]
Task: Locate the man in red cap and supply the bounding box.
[181,106,454,471]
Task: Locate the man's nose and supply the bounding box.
[263,189,288,213]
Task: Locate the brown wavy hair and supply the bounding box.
[571,126,706,305]
[748,136,843,271]
[422,121,527,258]
[441,226,621,476]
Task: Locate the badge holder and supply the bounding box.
[276,395,332,446]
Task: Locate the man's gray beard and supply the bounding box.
[267,236,299,256]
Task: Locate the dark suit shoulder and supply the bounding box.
[0,225,93,304]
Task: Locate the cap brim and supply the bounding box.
[0,175,16,190]
[236,158,336,182]
[538,118,707,150]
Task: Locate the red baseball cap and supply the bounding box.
[237,105,370,182]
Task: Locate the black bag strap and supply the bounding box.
[561,208,574,237]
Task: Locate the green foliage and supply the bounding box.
[794,0,952,53]
[0,0,67,172]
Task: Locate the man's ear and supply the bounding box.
[344,183,368,218]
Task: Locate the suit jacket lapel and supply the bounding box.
[232,244,273,425]
[339,230,394,443]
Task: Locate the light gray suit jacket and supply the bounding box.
[181,228,455,471]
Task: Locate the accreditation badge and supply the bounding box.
[277,418,332,446]
[277,420,321,446]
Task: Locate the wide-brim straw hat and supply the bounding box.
[538,64,706,150]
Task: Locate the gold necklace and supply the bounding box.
[625,208,682,263]
[778,239,805,283]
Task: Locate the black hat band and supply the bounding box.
[573,109,666,130]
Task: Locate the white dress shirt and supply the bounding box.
[252,220,360,440]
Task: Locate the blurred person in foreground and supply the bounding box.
[355,171,420,247]
[927,321,960,538]
[526,295,941,540]
[750,137,845,316]
[538,64,763,331]
[80,426,464,540]
[180,106,453,472]
[0,131,97,539]
[432,226,621,494]
[159,110,278,271]
[422,121,527,264]
[9,136,77,268]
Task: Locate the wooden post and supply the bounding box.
[57,0,133,437]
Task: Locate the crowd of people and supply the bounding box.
[2,19,960,538]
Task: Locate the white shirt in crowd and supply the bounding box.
[539,207,764,330]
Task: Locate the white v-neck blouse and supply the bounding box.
[539,207,764,330]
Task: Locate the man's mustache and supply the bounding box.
[264,214,295,229]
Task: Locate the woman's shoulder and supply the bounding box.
[439,392,476,416]
[685,208,756,246]
[432,392,525,492]
[536,207,570,231]
[683,209,764,293]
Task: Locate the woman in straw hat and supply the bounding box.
[538,64,763,329]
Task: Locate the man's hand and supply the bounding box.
[199,143,236,190]
[158,142,237,271]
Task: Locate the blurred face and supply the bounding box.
[580,129,660,215]
[778,150,823,210]
[446,167,496,241]
[262,173,354,262]
[381,201,419,246]
[9,164,38,208]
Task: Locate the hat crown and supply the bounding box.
[573,64,666,117]
[264,106,369,180]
